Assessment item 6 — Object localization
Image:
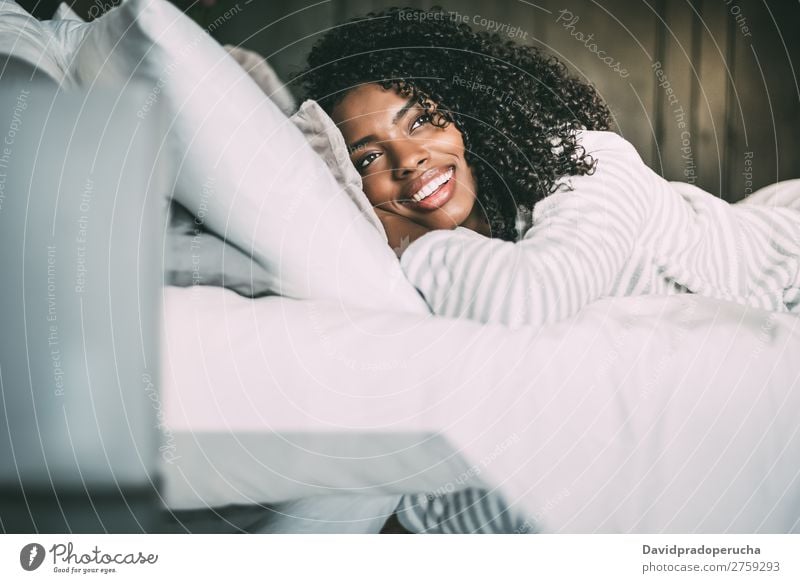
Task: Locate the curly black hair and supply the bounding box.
[295,6,612,241]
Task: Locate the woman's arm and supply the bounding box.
[398,131,654,329]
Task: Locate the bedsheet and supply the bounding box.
[161,285,800,532]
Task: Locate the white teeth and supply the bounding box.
[412,169,453,202]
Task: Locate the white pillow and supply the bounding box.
[54,0,428,313]
[289,100,387,242]
[49,7,377,243]
[218,48,386,241]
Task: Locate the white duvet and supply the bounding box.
[162,285,800,533]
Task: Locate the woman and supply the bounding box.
[298,6,800,334]
[296,6,800,532]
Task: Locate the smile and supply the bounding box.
[412,168,454,202]
[402,166,457,212]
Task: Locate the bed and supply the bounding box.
[2,0,799,534]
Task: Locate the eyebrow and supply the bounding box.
[346,95,420,154]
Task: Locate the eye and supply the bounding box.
[410,112,433,132]
[356,152,381,171]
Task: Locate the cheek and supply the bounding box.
[437,129,468,163]
[361,174,394,208]
[448,133,475,192]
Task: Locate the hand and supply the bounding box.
[374,208,435,258]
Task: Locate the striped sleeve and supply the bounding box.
[395,490,533,534]
[399,131,654,329]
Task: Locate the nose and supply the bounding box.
[390,138,429,180]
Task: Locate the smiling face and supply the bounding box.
[330,84,489,234]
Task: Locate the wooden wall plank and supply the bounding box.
[653,0,697,183]
[766,1,800,189]
[532,0,658,166]
[727,0,800,200]
[695,0,731,196]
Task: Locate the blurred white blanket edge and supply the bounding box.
[161,285,800,533]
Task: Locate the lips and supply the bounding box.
[402,166,456,211]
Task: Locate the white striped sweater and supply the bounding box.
[400,130,800,331]
[394,130,800,533]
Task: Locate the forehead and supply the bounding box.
[331,84,412,129]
